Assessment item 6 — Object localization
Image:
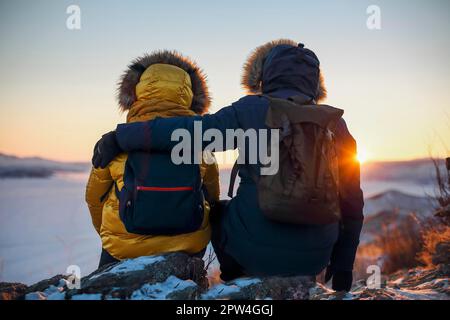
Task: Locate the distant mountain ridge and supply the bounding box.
[0,152,90,178]
[0,152,444,183]
[364,189,436,218]
[361,158,445,185]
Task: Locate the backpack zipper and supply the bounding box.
[136,186,193,192]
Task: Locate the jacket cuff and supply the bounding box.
[329,218,363,272]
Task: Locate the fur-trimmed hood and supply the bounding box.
[117,50,211,114]
[241,39,327,102]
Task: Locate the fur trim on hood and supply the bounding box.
[118,50,211,114]
[241,39,327,102]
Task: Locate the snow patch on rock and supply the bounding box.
[202,278,261,299]
[25,279,68,300]
[131,276,197,300]
[90,256,165,279]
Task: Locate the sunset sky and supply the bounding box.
[0,0,449,162]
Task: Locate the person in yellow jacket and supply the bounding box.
[85,51,220,267]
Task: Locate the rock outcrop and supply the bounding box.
[1,252,448,300]
[201,276,314,300]
[0,252,315,300]
[0,282,28,300]
[66,253,208,300]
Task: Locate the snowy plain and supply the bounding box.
[0,172,100,284]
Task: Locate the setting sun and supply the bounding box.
[356,147,369,164]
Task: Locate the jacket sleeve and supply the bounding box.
[116,103,240,153]
[330,119,365,272]
[85,167,113,234]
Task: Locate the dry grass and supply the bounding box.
[432,157,450,209]
[418,223,450,266]
[204,246,217,271]
[354,214,446,281]
[351,212,424,281]
[377,213,424,274]
[203,246,223,287]
[418,157,450,266]
[354,157,450,279]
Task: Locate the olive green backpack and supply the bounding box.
[228,95,344,225]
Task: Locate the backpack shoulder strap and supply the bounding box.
[228,161,240,198]
[228,161,261,198]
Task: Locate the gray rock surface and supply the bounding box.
[1,253,448,300]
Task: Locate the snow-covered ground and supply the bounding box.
[0,160,440,285]
[0,172,100,284]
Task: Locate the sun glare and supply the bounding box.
[356,147,369,164]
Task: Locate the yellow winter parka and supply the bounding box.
[85,61,219,260]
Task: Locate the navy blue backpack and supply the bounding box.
[117,151,204,235]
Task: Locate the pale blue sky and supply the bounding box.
[0,0,449,161]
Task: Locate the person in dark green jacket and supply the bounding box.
[92,39,364,292]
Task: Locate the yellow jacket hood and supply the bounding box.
[117,50,211,114]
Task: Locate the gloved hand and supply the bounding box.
[92,131,122,169]
[324,266,353,292]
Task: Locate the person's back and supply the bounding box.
[85,51,220,266]
[219,98,361,276]
[215,41,364,281]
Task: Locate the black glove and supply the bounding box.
[324,266,353,292]
[92,131,122,169]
